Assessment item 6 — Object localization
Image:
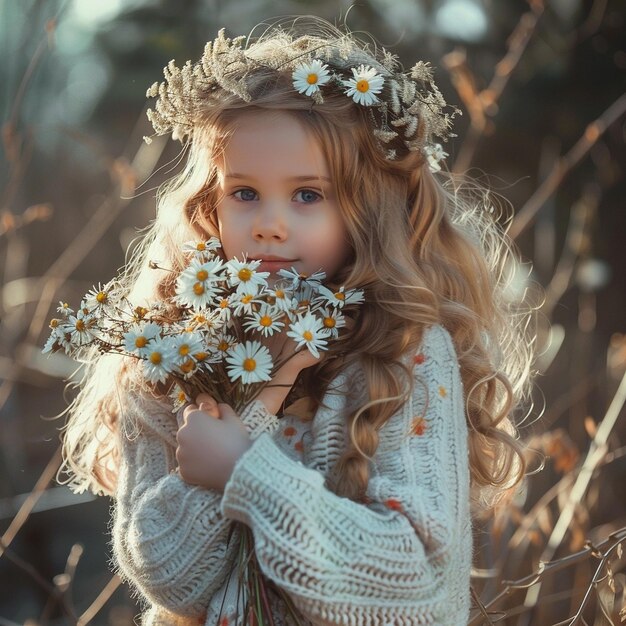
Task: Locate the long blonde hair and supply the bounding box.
[58,19,536,514]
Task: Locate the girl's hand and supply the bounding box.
[176,393,252,492]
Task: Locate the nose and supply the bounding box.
[252,201,288,242]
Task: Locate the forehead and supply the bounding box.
[217,111,330,180]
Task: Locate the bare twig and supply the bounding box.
[468,528,626,625]
[510,93,626,239]
[446,1,545,173]
[0,537,77,622]
[0,445,62,555]
[522,369,626,611]
[77,575,122,626]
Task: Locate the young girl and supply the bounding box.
[59,17,535,626]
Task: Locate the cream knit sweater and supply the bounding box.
[111,324,472,625]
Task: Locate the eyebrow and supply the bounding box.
[225,173,332,183]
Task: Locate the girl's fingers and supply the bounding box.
[180,401,219,424]
[199,401,221,418]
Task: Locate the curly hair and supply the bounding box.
[58,19,536,515]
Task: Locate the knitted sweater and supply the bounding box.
[111,324,472,625]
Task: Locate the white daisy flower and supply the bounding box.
[215,295,234,322]
[225,340,273,384]
[56,301,74,317]
[174,257,223,309]
[286,313,331,359]
[294,281,324,311]
[182,237,222,257]
[243,303,285,337]
[84,281,117,313]
[123,322,162,356]
[276,267,326,289]
[66,309,96,347]
[225,257,269,296]
[169,384,190,413]
[318,306,346,339]
[42,326,72,354]
[183,309,225,335]
[267,284,297,314]
[231,292,261,317]
[292,59,331,96]
[424,143,448,173]
[213,332,238,358]
[141,336,176,384]
[314,285,365,309]
[343,65,385,106]
[168,331,205,366]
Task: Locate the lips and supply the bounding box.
[252,256,297,273]
[253,256,297,262]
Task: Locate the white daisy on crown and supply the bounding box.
[143,28,459,170]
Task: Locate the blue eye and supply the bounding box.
[232,189,257,201]
[294,189,322,203]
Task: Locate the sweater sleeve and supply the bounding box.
[111,394,279,617]
[220,325,471,625]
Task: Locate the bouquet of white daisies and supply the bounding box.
[44,237,364,626]
[43,237,364,414]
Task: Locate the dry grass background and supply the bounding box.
[1,0,625,624]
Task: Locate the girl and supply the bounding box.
[59,17,535,626]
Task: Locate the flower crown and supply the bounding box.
[144,28,459,169]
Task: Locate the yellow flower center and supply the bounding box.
[135,336,148,348]
[275,289,285,298]
[243,358,256,372]
[194,314,207,324]
[241,294,253,304]
[194,351,208,361]
[179,344,190,356]
[260,315,272,327]
[134,306,148,318]
[180,359,195,373]
[356,79,370,93]
[217,340,229,352]
[219,299,229,309]
[150,352,162,365]
[335,292,345,301]
[303,330,313,341]
[196,242,206,251]
[75,319,86,332]
[177,390,187,402]
[323,317,336,328]
[238,268,252,282]
[49,318,60,328]
[307,73,318,84]
[196,269,209,281]
[96,291,107,303]
[193,282,205,295]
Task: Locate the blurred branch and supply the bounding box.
[445,0,545,173]
[522,367,626,613]
[542,185,599,318]
[0,203,53,237]
[77,575,122,626]
[469,527,626,625]
[510,93,626,239]
[0,536,77,622]
[1,5,67,213]
[0,445,62,554]
[40,543,83,625]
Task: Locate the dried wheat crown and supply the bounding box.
[144,27,459,166]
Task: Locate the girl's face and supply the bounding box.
[215,111,351,284]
